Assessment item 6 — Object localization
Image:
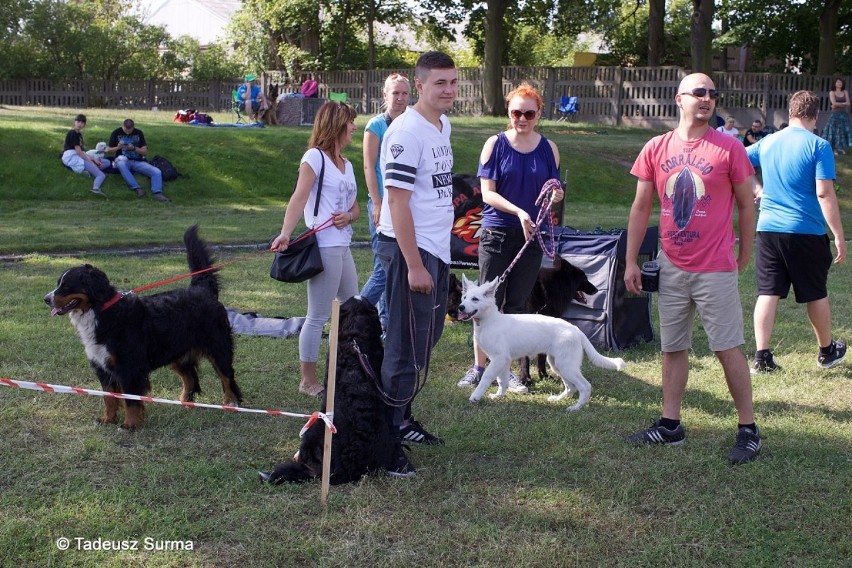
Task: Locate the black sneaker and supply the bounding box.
[626,420,686,446]
[818,340,847,369]
[729,426,762,465]
[751,351,781,375]
[400,420,444,445]
[387,443,416,478]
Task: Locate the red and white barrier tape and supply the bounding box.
[0,377,336,436]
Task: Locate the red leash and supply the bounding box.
[100,217,335,311]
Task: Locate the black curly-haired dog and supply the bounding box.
[519,255,598,384]
[261,296,396,485]
[43,225,243,430]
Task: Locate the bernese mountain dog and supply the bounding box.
[43,225,243,430]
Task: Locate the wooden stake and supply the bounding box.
[320,298,340,507]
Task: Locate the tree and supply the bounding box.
[648,0,665,66]
[604,0,692,68]
[717,0,852,75]
[818,0,844,75]
[690,0,714,73]
[0,0,177,80]
[482,0,511,117]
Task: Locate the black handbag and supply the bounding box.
[269,151,326,283]
[269,229,323,283]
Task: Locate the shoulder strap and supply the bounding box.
[383,112,393,127]
[312,148,325,219]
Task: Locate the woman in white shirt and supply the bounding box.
[717,116,740,138]
[271,102,360,398]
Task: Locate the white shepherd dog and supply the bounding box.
[457,275,627,411]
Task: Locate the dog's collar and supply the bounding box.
[100,291,131,312]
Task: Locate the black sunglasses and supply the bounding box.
[679,88,719,100]
[510,109,538,120]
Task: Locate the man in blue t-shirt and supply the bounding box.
[237,74,270,120]
[747,90,847,373]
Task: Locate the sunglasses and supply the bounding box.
[679,88,719,100]
[510,109,538,120]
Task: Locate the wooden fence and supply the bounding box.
[1,67,847,130]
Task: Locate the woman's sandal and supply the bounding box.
[298,383,326,399]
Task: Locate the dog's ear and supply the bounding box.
[461,273,472,292]
[483,278,500,296]
[580,280,598,295]
[81,265,115,304]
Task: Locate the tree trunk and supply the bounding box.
[690,0,714,73]
[648,0,665,67]
[482,0,509,116]
[335,1,352,66]
[366,1,377,70]
[817,0,842,76]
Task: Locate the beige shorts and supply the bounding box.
[657,251,744,353]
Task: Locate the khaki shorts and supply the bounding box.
[657,251,744,353]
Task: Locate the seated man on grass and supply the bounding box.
[238,74,271,121]
[107,118,169,202]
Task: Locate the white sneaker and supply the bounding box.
[506,372,529,394]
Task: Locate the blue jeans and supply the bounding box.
[115,158,163,193]
[377,236,449,431]
[359,199,388,327]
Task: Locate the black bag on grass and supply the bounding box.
[150,155,180,181]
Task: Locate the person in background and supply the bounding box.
[107,118,168,202]
[748,90,846,374]
[623,73,761,465]
[457,82,563,393]
[377,51,458,476]
[270,102,360,399]
[300,74,319,98]
[360,73,411,334]
[717,116,740,138]
[743,118,766,147]
[821,78,852,155]
[238,74,271,120]
[61,114,112,196]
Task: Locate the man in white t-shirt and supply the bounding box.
[376,51,457,477]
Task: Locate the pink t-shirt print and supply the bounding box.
[631,128,754,273]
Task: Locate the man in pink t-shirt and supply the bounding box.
[623,73,761,465]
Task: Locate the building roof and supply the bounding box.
[141,0,242,46]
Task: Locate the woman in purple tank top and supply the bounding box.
[456,82,564,393]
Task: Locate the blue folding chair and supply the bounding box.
[556,96,579,122]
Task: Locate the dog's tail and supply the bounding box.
[580,331,627,371]
[184,225,220,298]
[261,461,317,485]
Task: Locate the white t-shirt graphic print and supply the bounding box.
[378,108,454,263]
[300,148,357,248]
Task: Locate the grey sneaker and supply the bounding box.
[729,426,762,465]
[134,187,145,198]
[818,340,846,369]
[90,188,107,197]
[507,371,529,394]
[626,420,686,446]
[152,193,170,202]
[457,367,482,389]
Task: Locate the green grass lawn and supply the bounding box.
[0,106,850,567]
